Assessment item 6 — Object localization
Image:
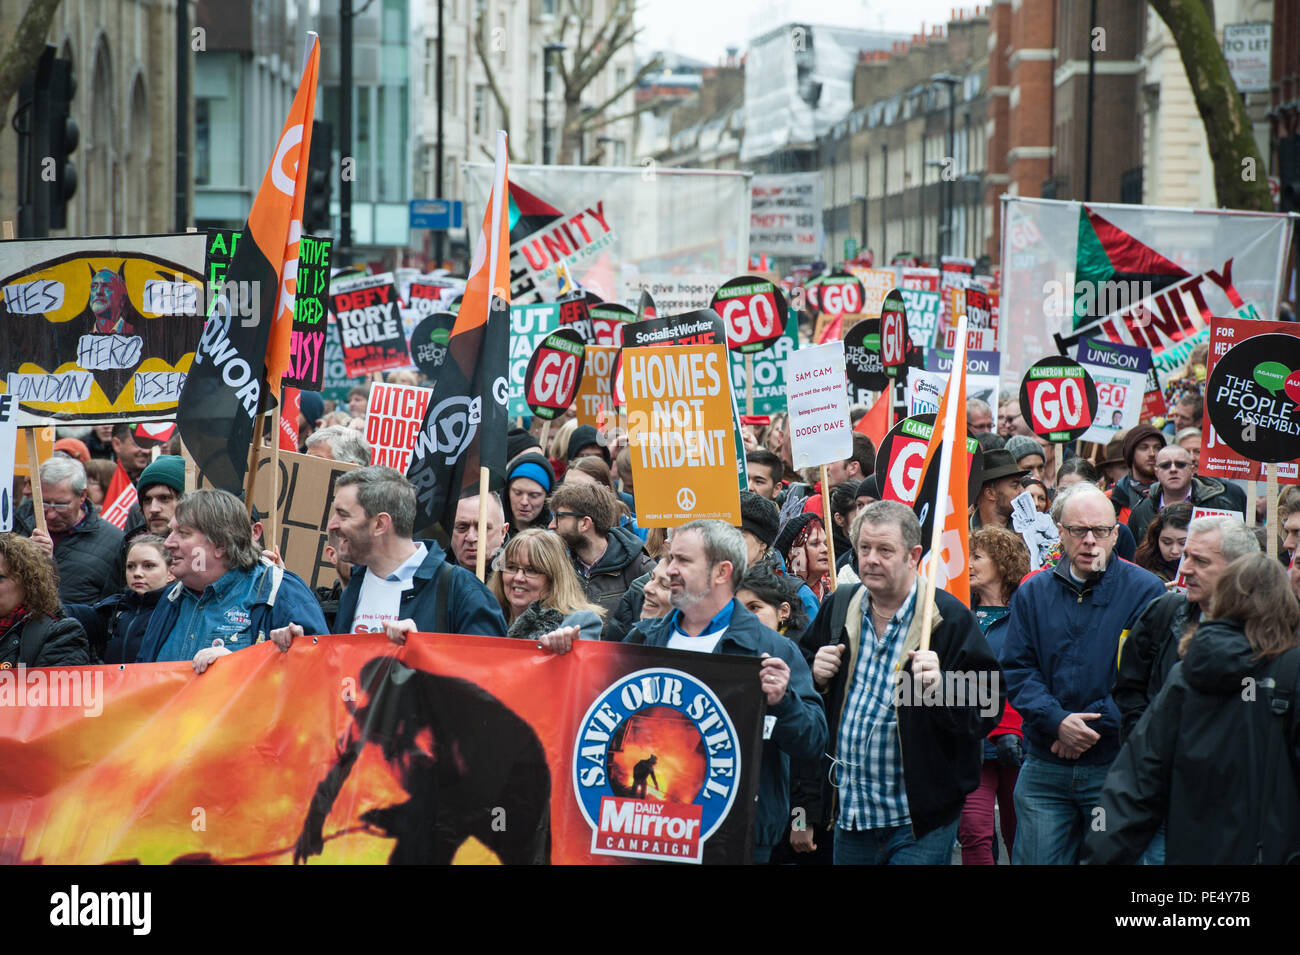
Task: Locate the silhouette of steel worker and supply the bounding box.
[631,754,659,798]
[293,656,552,865]
[88,266,137,336]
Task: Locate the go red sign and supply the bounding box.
[874,414,984,505]
[525,327,586,419]
[712,275,788,354]
[816,272,864,319]
[1019,357,1098,442]
[880,288,908,372]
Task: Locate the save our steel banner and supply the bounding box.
[0,635,763,865]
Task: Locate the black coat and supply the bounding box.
[66,586,165,664]
[17,500,125,605]
[1083,620,1300,865]
[1114,592,1197,742]
[795,581,1004,838]
[1126,476,1245,545]
[0,610,89,667]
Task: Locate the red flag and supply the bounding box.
[854,393,892,447]
[279,387,301,452]
[815,314,843,345]
[916,315,970,605]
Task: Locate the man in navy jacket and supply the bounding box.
[271,467,506,650]
[999,482,1165,864]
[541,518,827,864]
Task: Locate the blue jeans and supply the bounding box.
[1012,755,1112,865]
[1142,823,1166,865]
[833,819,958,865]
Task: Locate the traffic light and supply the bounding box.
[46,54,78,230]
[303,120,332,234]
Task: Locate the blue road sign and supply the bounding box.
[409,198,463,230]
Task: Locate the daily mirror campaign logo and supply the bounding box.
[573,668,740,864]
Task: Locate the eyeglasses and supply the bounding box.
[998,413,1021,424]
[1156,461,1191,470]
[551,511,584,521]
[1060,523,1117,540]
[503,563,544,580]
[42,499,80,512]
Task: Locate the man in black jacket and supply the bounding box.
[796,500,1003,865]
[1126,444,1244,543]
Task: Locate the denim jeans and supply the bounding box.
[1141,823,1166,865]
[833,819,959,865]
[1012,755,1112,865]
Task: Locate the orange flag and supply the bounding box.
[917,314,971,606]
[855,391,892,447]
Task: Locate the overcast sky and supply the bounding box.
[634,0,979,65]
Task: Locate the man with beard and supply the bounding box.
[971,450,1029,531]
[270,467,505,651]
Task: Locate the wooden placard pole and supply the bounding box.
[1246,479,1258,528]
[474,465,490,584]
[243,413,266,516]
[1054,443,1062,487]
[268,426,283,551]
[744,354,756,417]
[2,221,14,240]
[538,419,552,458]
[182,440,198,494]
[820,464,837,594]
[1267,463,1279,561]
[25,429,46,534]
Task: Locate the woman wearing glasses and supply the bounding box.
[1126,444,1245,544]
[489,529,605,643]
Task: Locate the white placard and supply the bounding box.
[785,341,852,469]
[0,394,17,531]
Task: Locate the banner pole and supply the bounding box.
[820,464,837,594]
[1246,479,1257,528]
[268,429,283,553]
[25,429,46,534]
[244,413,266,516]
[1267,463,1279,561]
[539,418,552,457]
[1054,443,1062,487]
[475,465,489,584]
[182,440,198,494]
[744,354,755,417]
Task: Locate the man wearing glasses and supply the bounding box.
[999,483,1165,864]
[1125,445,1245,544]
[996,398,1034,440]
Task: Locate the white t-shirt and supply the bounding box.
[350,544,427,634]
[667,630,725,653]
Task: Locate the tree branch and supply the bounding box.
[571,55,661,131]
[570,4,637,92]
[1148,0,1270,210]
[578,96,662,132]
[0,0,65,126]
[472,18,520,162]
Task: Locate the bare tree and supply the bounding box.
[473,0,661,164]
[1148,0,1271,210]
[0,0,65,125]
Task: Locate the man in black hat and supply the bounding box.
[971,449,1029,531]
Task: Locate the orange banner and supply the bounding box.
[0,635,762,865]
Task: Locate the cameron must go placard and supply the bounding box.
[624,343,740,527]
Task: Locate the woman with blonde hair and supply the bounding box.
[489,529,605,642]
[1084,552,1300,864]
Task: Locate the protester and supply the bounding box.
[547,418,579,480]
[346,385,370,418]
[796,501,1003,865]
[1020,476,1049,514]
[544,519,828,864]
[566,424,610,466]
[1005,435,1045,483]
[855,475,879,511]
[1291,549,1300,602]
[0,533,89,667]
[975,431,1006,454]
[125,454,186,538]
[825,433,875,490]
[997,397,1033,439]
[17,456,124,605]
[110,423,154,484]
[736,563,808,639]
[1284,504,1300,566]
[826,480,859,563]
[971,449,1028,531]
[564,452,615,489]
[304,425,372,466]
[1127,444,1243,543]
[963,526,1031,865]
[547,482,656,625]
[637,558,673,620]
[774,511,831,605]
[746,449,786,501]
[489,529,604,642]
[83,458,116,508]
[296,390,325,449]
[1173,427,1202,459]
[1055,456,1103,492]
[314,531,350,633]
[53,437,91,464]
[1132,501,1193,583]
[504,451,555,533]
[135,489,328,670]
[738,490,781,570]
[449,493,508,574]
[86,423,115,461]
[967,398,994,435]
[1097,433,1128,486]
[1162,392,1202,437]
[1108,423,1164,525]
[68,534,173,664]
[1083,553,1300,865]
[999,482,1165,864]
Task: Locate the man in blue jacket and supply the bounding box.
[1000,482,1165,864]
[136,489,328,670]
[540,519,828,863]
[272,467,505,650]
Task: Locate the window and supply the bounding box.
[425,39,435,95]
[474,84,486,136]
[194,52,242,188]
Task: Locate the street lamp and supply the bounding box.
[931,72,960,259]
[543,42,566,164]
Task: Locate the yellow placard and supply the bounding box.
[576,344,618,427]
[624,343,741,527]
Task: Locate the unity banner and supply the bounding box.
[0,635,763,865]
[999,196,1294,390]
[464,164,750,305]
[0,234,207,425]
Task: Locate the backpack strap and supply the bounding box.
[1269,646,1300,717]
[433,562,451,635]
